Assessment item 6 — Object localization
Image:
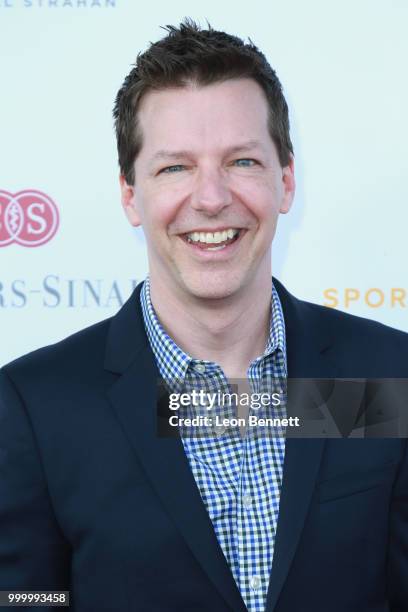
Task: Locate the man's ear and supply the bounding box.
[120,175,142,227]
[279,155,295,214]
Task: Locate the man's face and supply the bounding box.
[121,78,295,302]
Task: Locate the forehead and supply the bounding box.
[136,78,271,155]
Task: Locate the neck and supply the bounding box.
[149,272,272,379]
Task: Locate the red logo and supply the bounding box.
[0,190,59,247]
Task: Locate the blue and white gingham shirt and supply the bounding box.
[141,278,287,612]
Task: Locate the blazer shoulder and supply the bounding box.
[299,298,408,364]
[308,299,407,338]
[2,316,113,385]
[274,277,408,353]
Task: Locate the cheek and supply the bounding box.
[138,189,181,232]
[234,175,279,217]
[157,182,193,227]
[239,191,280,226]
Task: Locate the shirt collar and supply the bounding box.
[140,276,287,382]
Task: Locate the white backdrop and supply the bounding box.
[1,0,407,366]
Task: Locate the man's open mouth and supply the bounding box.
[181,228,242,251]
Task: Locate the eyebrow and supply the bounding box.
[149,140,264,164]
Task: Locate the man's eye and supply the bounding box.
[233,158,257,167]
[160,164,186,174]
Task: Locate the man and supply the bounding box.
[0,19,407,612]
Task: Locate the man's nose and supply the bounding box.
[190,167,233,214]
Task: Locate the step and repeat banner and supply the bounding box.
[1,0,407,365]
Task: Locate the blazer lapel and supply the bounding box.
[104,284,247,612]
[265,280,334,612]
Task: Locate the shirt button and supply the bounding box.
[193,363,206,374]
[242,493,252,509]
[213,424,227,436]
[249,575,261,591]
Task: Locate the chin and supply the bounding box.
[180,272,244,301]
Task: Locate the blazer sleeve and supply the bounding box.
[0,368,70,595]
[387,439,408,611]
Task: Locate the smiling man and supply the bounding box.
[0,19,408,612]
[121,79,293,304]
[119,76,294,381]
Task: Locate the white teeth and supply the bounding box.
[207,244,227,251]
[187,229,239,244]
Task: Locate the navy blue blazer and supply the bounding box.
[1,279,407,612]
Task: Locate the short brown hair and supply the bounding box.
[113,19,294,185]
